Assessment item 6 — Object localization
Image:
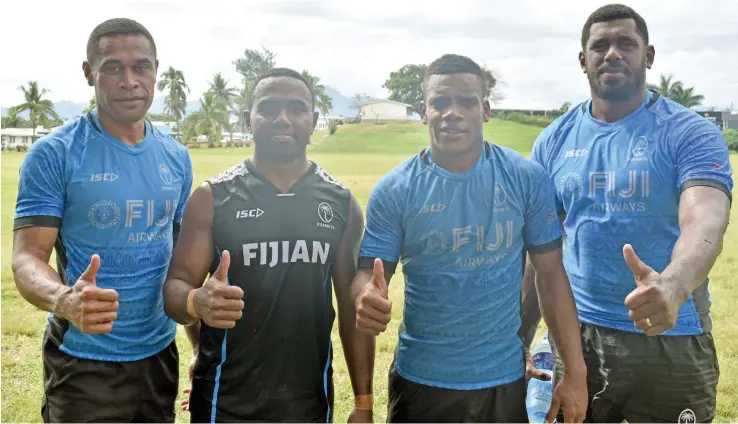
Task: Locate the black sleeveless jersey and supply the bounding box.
[190,159,350,423]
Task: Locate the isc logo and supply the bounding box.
[564,149,588,158]
[90,173,119,182]
[236,208,264,219]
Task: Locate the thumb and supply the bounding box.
[214,250,231,282]
[623,244,651,284]
[532,369,552,381]
[79,254,101,284]
[372,258,388,298]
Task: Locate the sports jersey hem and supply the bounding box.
[393,362,524,391]
[13,215,62,230]
[577,316,704,336]
[58,332,177,362]
[680,178,732,203]
[527,237,562,255]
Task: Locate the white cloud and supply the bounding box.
[2,0,736,110]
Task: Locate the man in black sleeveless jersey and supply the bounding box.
[163,68,376,423]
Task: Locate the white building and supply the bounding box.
[1,127,50,150]
[358,100,411,122]
[315,115,343,131]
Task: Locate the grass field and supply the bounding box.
[2,119,737,423]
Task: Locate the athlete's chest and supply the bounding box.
[213,184,346,268]
[551,126,678,216]
[402,172,526,268]
[64,142,185,241]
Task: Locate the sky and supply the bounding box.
[2,0,737,110]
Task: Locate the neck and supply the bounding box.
[250,152,311,192]
[429,141,483,174]
[97,109,146,145]
[591,88,647,123]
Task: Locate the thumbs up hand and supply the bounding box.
[56,254,119,334]
[622,244,683,336]
[192,250,245,329]
[356,259,392,336]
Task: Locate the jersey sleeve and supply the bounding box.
[530,125,565,214]
[675,117,734,202]
[174,149,194,231]
[358,174,405,273]
[523,168,563,254]
[13,139,67,230]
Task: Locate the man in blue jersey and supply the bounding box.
[352,54,588,423]
[11,18,193,422]
[523,4,733,423]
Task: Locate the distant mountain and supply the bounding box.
[2,86,378,121]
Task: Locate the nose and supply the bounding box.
[118,67,140,91]
[604,45,623,63]
[272,108,292,127]
[442,101,463,121]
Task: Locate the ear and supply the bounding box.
[483,99,491,122]
[155,59,160,73]
[646,45,655,69]
[420,101,427,125]
[312,111,319,131]
[579,51,587,74]
[82,61,94,87]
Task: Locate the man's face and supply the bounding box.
[420,73,490,155]
[83,34,158,124]
[248,77,317,163]
[580,18,654,102]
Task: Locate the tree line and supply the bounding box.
[2,50,724,147]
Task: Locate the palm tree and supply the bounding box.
[190,90,231,145]
[157,67,189,140]
[2,107,27,128]
[13,81,60,142]
[300,70,327,108]
[670,85,704,108]
[317,92,333,117]
[209,73,238,142]
[231,82,252,137]
[647,73,705,108]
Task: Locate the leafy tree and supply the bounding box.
[12,81,60,141]
[157,67,189,139]
[647,74,704,108]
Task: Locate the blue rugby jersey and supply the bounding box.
[531,90,733,335]
[359,142,562,389]
[14,109,193,361]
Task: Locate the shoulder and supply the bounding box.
[536,105,585,146]
[490,143,548,180]
[313,163,349,192]
[151,126,191,167]
[373,153,426,197]
[23,117,91,165]
[648,96,724,141]
[208,160,249,185]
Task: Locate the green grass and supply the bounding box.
[2,120,738,423]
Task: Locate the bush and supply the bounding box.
[724,130,738,152]
[497,111,555,128]
[328,120,339,135]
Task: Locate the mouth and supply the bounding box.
[116,98,146,104]
[439,127,466,135]
[271,134,295,142]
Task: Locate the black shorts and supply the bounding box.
[387,362,528,423]
[41,328,179,423]
[552,322,719,423]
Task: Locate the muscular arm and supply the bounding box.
[662,186,731,304]
[163,182,215,326]
[172,228,202,354]
[333,195,374,397]
[11,226,67,315]
[520,214,566,351]
[529,247,585,378]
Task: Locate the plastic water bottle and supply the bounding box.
[526,332,555,424]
